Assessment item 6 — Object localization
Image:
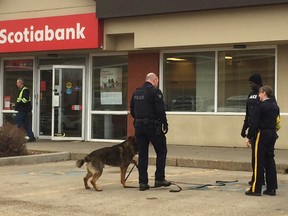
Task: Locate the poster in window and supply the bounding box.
[4,96,11,110]
[100,68,122,105]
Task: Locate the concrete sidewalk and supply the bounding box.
[17,139,288,174]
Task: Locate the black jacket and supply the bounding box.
[130,82,167,125]
[247,98,279,139]
[242,90,260,131]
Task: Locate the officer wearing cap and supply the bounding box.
[130,72,171,191]
[241,73,263,138]
[241,73,263,186]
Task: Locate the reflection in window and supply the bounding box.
[163,52,215,112]
[218,49,275,112]
[163,49,275,113]
[91,114,127,140]
[3,113,17,125]
[3,59,33,111]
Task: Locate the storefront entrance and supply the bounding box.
[38,65,85,140]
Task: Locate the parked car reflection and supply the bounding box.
[40,109,81,132]
[217,95,247,112]
[170,95,214,112]
[171,96,196,111]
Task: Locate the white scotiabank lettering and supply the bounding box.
[0,29,7,43]
[45,26,54,41]
[76,23,85,39]
[0,23,86,44]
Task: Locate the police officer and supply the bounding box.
[241,73,263,185]
[15,78,36,142]
[245,86,279,196]
[130,72,170,191]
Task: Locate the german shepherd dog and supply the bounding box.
[76,136,138,191]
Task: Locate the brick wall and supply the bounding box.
[127,52,160,136]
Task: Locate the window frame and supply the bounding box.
[88,52,129,142]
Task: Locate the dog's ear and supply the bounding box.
[127,136,136,147]
[127,135,136,142]
[127,136,138,153]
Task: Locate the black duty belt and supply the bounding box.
[259,128,276,130]
[135,118,158,124]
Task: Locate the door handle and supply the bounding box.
[53,95,60,107]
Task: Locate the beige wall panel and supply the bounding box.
[0,0,95,20]
[166,114,287,149]
[104,5,288,49]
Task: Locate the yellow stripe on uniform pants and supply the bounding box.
[252,131,261,192]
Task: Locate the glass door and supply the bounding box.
[39,67,53,138]
[52,65,85,140]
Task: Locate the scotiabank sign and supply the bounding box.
[0,13,103,53]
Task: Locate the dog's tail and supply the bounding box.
[76,159,85,168]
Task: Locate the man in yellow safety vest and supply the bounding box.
[15,78,36,142]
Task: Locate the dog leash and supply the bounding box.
[170,180,238,191]
[125,164,136,182]
[124,182,182,192]
[124,164,237,192]
[124,164,182,192]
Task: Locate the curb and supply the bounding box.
[1,152,288,175]
[0,152,71,166]
[71,153,288,174]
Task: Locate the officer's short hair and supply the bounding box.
[146,73,157,81]
[259,86,273,98]
[17,77,24,84]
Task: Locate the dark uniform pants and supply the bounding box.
[251,129,278,193]
[250,136,264,183]
[135,122,167,184]
[16,111,35,140]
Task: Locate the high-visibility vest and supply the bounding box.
[17,87,31,103]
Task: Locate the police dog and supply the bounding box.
[76,136,138,191]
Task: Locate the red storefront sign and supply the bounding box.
[0,13,103,53]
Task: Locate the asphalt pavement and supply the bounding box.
[1,161,288,216]
[1,140,288,216]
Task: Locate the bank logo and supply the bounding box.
[0,13,102,53]
[0,23,86,44]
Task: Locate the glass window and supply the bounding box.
[3,59,33,112]
[163,52,215,112]
[92,55,128,111]
[162,49,275,113]
[217,49,275,112]
[3,113,17,124]
[91,55,128,140]
[91,114,127,140]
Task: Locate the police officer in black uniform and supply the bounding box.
[245,86,279,196]
[241,73,263,185]
[130,72,171,191]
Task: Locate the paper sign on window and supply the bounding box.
[4,96,11,110]
[100,68,122,105]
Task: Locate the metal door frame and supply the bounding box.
[37,66,52,139]
[51,65,85,141]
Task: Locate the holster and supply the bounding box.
[155,120,162,135]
